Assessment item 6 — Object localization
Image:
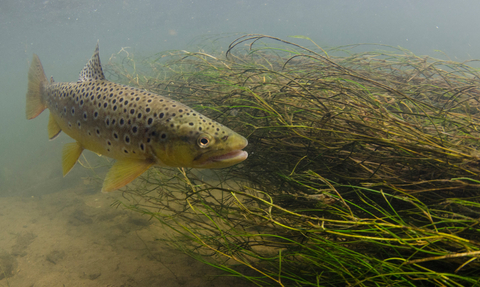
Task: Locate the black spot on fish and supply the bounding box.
[104,102,108,109]
[137,113,142,119]
[161,133,167,139]
[124,100,129,105]
[132,126,138,134]
[159,113,164,119]
[111,119,116,125]
[71,107,75,115]
[125,134,130,144]
[179,109,183,113]
[146,107,151,113]
[94,111,98,119]
[124,149,129,154]
[119,118,125,126]
[130,109,135,115]
[189,122,194,126]
[113,132,119,140]
[147,118,153,125]
[107,140,111,146]
[140,143,145,151]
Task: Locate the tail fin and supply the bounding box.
[26,54,48,119]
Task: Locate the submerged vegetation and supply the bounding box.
[106,35,480,286]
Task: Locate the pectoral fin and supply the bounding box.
[62,142,84,176]
[101,159,154,193]
[48,113,62,140]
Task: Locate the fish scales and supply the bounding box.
[46,80,226,160]
[26,43,248,192]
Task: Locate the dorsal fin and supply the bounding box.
[78,41,105,82]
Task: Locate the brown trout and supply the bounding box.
[26,43,248,192]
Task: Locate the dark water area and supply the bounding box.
[1,0,480,285]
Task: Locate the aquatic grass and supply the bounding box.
[114,168,480,286]
[106,34,480,286]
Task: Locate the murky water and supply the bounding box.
[2,0,480,285]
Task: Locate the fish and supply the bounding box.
[26,43,248,192]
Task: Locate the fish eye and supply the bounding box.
[197,134,212,148]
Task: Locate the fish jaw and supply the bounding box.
[199,149,248,169]
[194,135,249,169]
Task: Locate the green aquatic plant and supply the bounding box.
[106,34,480,286]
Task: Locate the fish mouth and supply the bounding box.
[210,149,248,163]
[199,149,248,168]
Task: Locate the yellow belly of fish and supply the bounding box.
[48,109,155,193]
[50,110,147,161]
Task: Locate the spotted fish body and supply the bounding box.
[26,43,248,192]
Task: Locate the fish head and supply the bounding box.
[149,116,248,169]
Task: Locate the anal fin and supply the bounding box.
[101,159,154,193]
[62,142,84,176]
[48,113,62,140]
